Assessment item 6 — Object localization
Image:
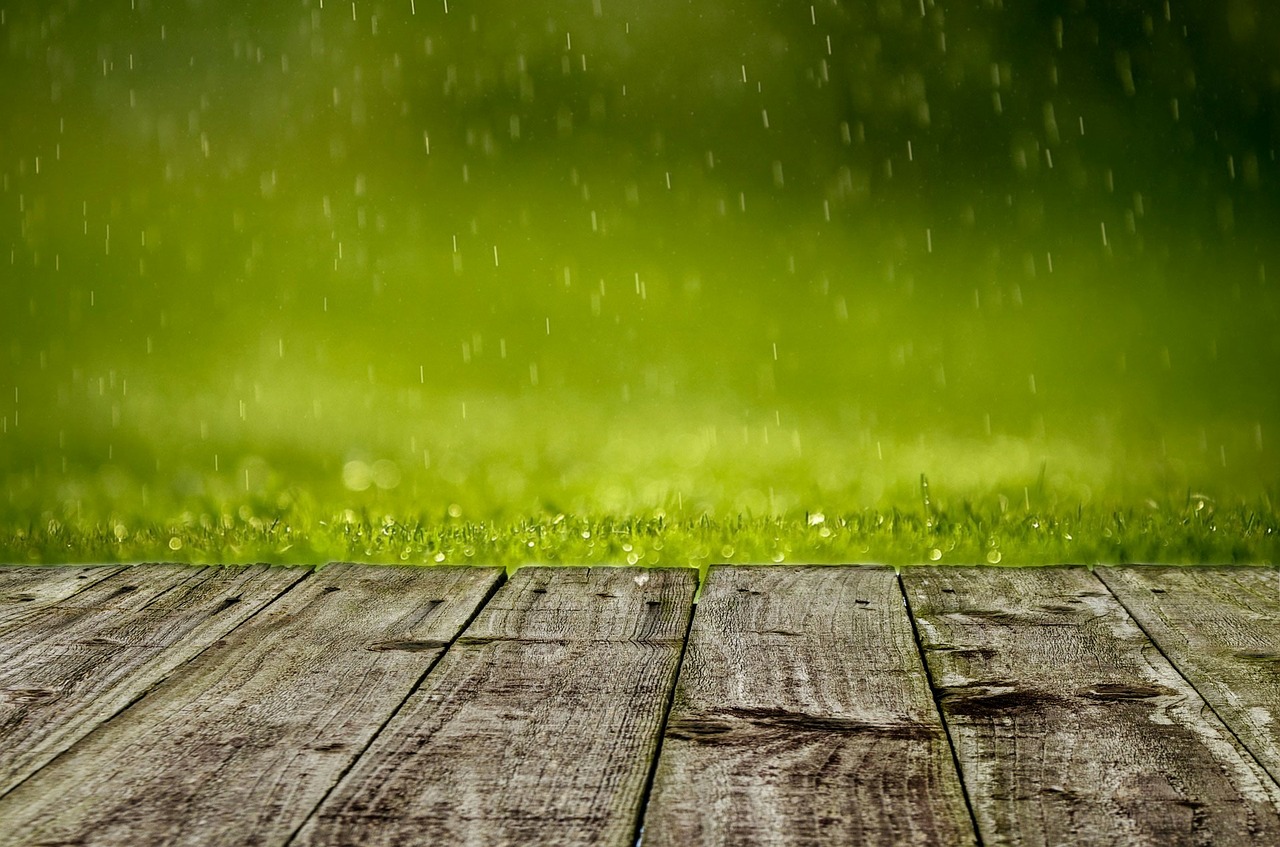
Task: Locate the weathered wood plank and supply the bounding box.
[1096,566,1280,783]
[0,563,305,797]
[902,566,1280,846]
[0,565,127,633]
[0,564,502,847]
[294,566,697,847]
[0,564,124,597]
[643,565,976,846]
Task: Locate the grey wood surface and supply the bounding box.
[0,564,502,847]
[1097,566,1280,783]
[294,566,697,847]
[0,565,126,632]
[902,566,1280,846]
[0,563,305,797]
[643,565,976,846]
[0,564,124,596]
[3,563,1278,846]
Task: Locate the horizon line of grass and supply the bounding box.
[3,494,1276,570]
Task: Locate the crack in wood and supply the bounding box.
[937,680,1180,715]
[1081,682,1179,701]
[366,639,452,652]
[665,706,939,744]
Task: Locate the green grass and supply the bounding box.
[5,436,1276,572]
[3,385,1277,569]
[5,498,1276,572]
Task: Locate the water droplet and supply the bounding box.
[342,460,373,491]
[372,459,401,490]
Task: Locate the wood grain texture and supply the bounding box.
[294,566,697,847]
[643,565,976,846]
[0,564,124,597]
[0,563,305,797]
[0,565,126,633]
[1096,566,1280,783]
[0,564,502,847]
[902,566,1280,846]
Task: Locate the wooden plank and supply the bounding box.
[294,566,697,847]
[0,564,502,847]
[0,564,124,597]
[0,563,305,797]
[1096,566,1280,783]
[643,565,977,846]
[0,565,127,632]
[902,566,1280,846]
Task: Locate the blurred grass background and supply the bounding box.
[1,0,1277,565]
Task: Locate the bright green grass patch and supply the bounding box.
[3,390,1277,568]
[4,495,1275,571]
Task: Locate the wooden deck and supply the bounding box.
[0,564,1277,846]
